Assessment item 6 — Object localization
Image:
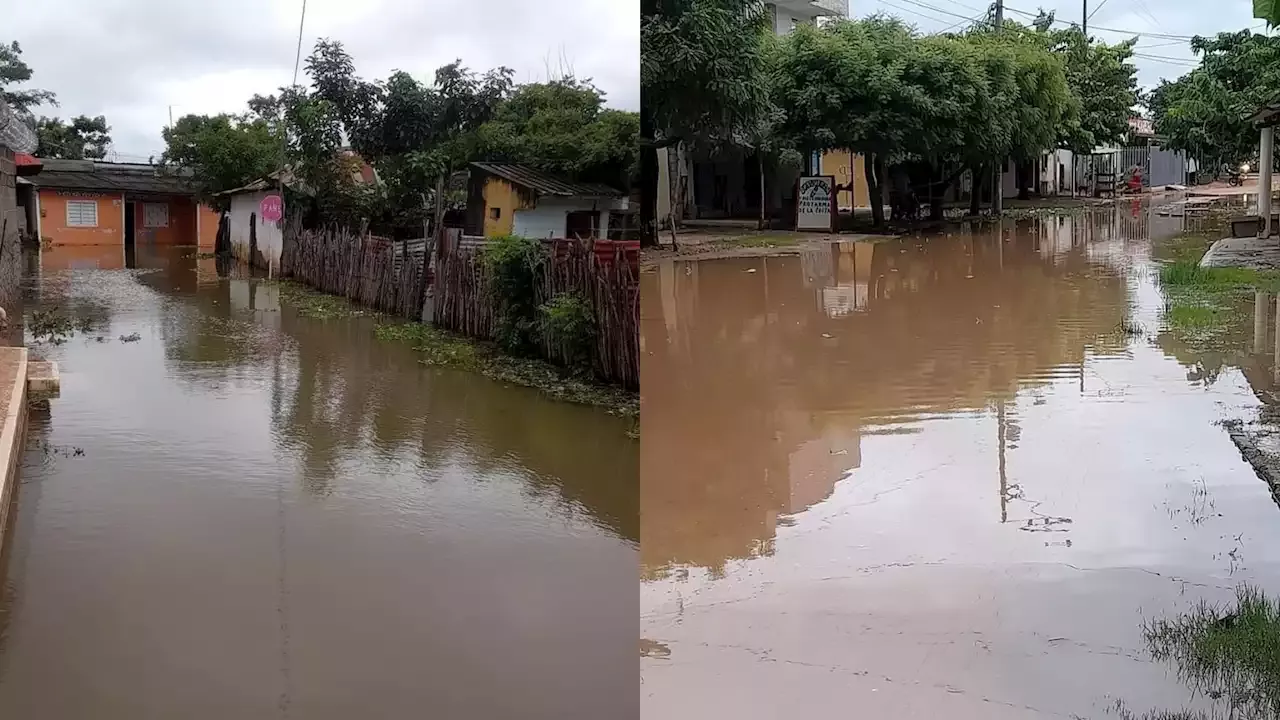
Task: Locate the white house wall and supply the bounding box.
[512,197,628,240]
[228,190,283,270]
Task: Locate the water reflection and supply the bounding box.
[0,245,637,719]
[642,220,1130,577]
[641,202,1280,718]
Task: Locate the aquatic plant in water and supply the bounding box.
[1142,584,1280,718]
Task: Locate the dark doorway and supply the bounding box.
[565,210,598,240]
[249,212,258,268]
[124,202,136,247]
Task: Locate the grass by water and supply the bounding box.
[1157,259,1280,344]
[1136,584,1280,718]
[275,280,639,427]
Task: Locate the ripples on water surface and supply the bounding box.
[641,204,1280,718]
[0,245,638,719]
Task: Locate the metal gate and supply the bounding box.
[1120,146,1189,187]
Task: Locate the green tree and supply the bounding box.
[478,78,639,191]
[641,0,771,245]
[1030,13,1138,153]
[1150,30,1280,169]
[35,115,112,159]
[159,112,281,201]
[0,41,55,117]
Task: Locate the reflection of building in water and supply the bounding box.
[786,419,861,514]
[814,240,875,316]
[643,230,1132,576]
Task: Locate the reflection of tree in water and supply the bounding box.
[1116,585,1280,719]
[642,227,1132,577]
[268,306,637,540]
[157,281,273,375]
[145,269,637,541]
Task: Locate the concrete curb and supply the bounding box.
[0,347,28,544]
[1223,418,1280,508]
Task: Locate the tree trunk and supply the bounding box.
[969,164,983,216]
[928,165,944,221]
[640,113,658,248]
[865,153,885,227]
[667,140,683,245]
[758,159,768,230]
[1017,160,1031,200]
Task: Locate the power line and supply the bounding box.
[290,0,308,89]
[1003,5,1193,39]
[1086,0,1111,20]
[897,0,983,21]
[873,0,986,30]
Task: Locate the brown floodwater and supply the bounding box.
[0,245,638,719]
[641,201,1280,718]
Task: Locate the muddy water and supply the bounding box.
[641,203,1280,718]
[0,245,637,719]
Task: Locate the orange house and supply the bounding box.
[23,159,218,248]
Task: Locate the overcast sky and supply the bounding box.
[857,0,1267,92]
[6,0,639,160]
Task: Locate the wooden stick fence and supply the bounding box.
[280,217,425,319]
[282,218,638,389]
[433,238,639,390]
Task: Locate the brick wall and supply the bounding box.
[0,147,23,346]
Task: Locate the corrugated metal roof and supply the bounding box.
[25,159,198,196]
[470,162,622,198]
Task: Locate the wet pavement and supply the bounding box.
[0,245,638,719]
[641,202,1280,718]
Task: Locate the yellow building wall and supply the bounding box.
[482,178,526,238]
[820,150,871,210]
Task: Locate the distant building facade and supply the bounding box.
[22,159,218,249]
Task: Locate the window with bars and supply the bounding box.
[65,200,98,227]
[143,203,169,228]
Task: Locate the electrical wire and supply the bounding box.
[873,0,988,31]
[1086,0,1112,20]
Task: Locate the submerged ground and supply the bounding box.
[0,245,638,719]
[641,198,1280,718]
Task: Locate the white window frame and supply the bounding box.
[65,200,98,228]
[143,202,169,229]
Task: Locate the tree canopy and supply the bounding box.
[1029,13,1138,153]
[35,115,112,160]
[1150,30,1280,167]
[769,16,1075,221]
[0,41,55,117]
[161,39,637,233]
[641,0,771,147]
[160,113,280,200]
[478,78,639,190]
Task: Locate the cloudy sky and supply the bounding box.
[854,0,1268,89]
[6,0,639,160]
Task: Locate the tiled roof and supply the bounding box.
[470,162,621,198]
[25,159,198,195]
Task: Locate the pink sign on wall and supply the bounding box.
[260,194,284,223]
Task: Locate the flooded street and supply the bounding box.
[641,202,1280,718]
[0,246,637,719]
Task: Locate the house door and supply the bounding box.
[124,202,136,247]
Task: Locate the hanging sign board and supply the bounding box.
[260,194,284,223]
[796,175,836,232]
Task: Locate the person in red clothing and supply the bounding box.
[1127,165,1144,193]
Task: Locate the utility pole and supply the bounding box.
[993,0,1004,216]
[1082,0,1087,36]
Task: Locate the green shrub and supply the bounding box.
[540,292,596,369]
[481,235,545,354]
